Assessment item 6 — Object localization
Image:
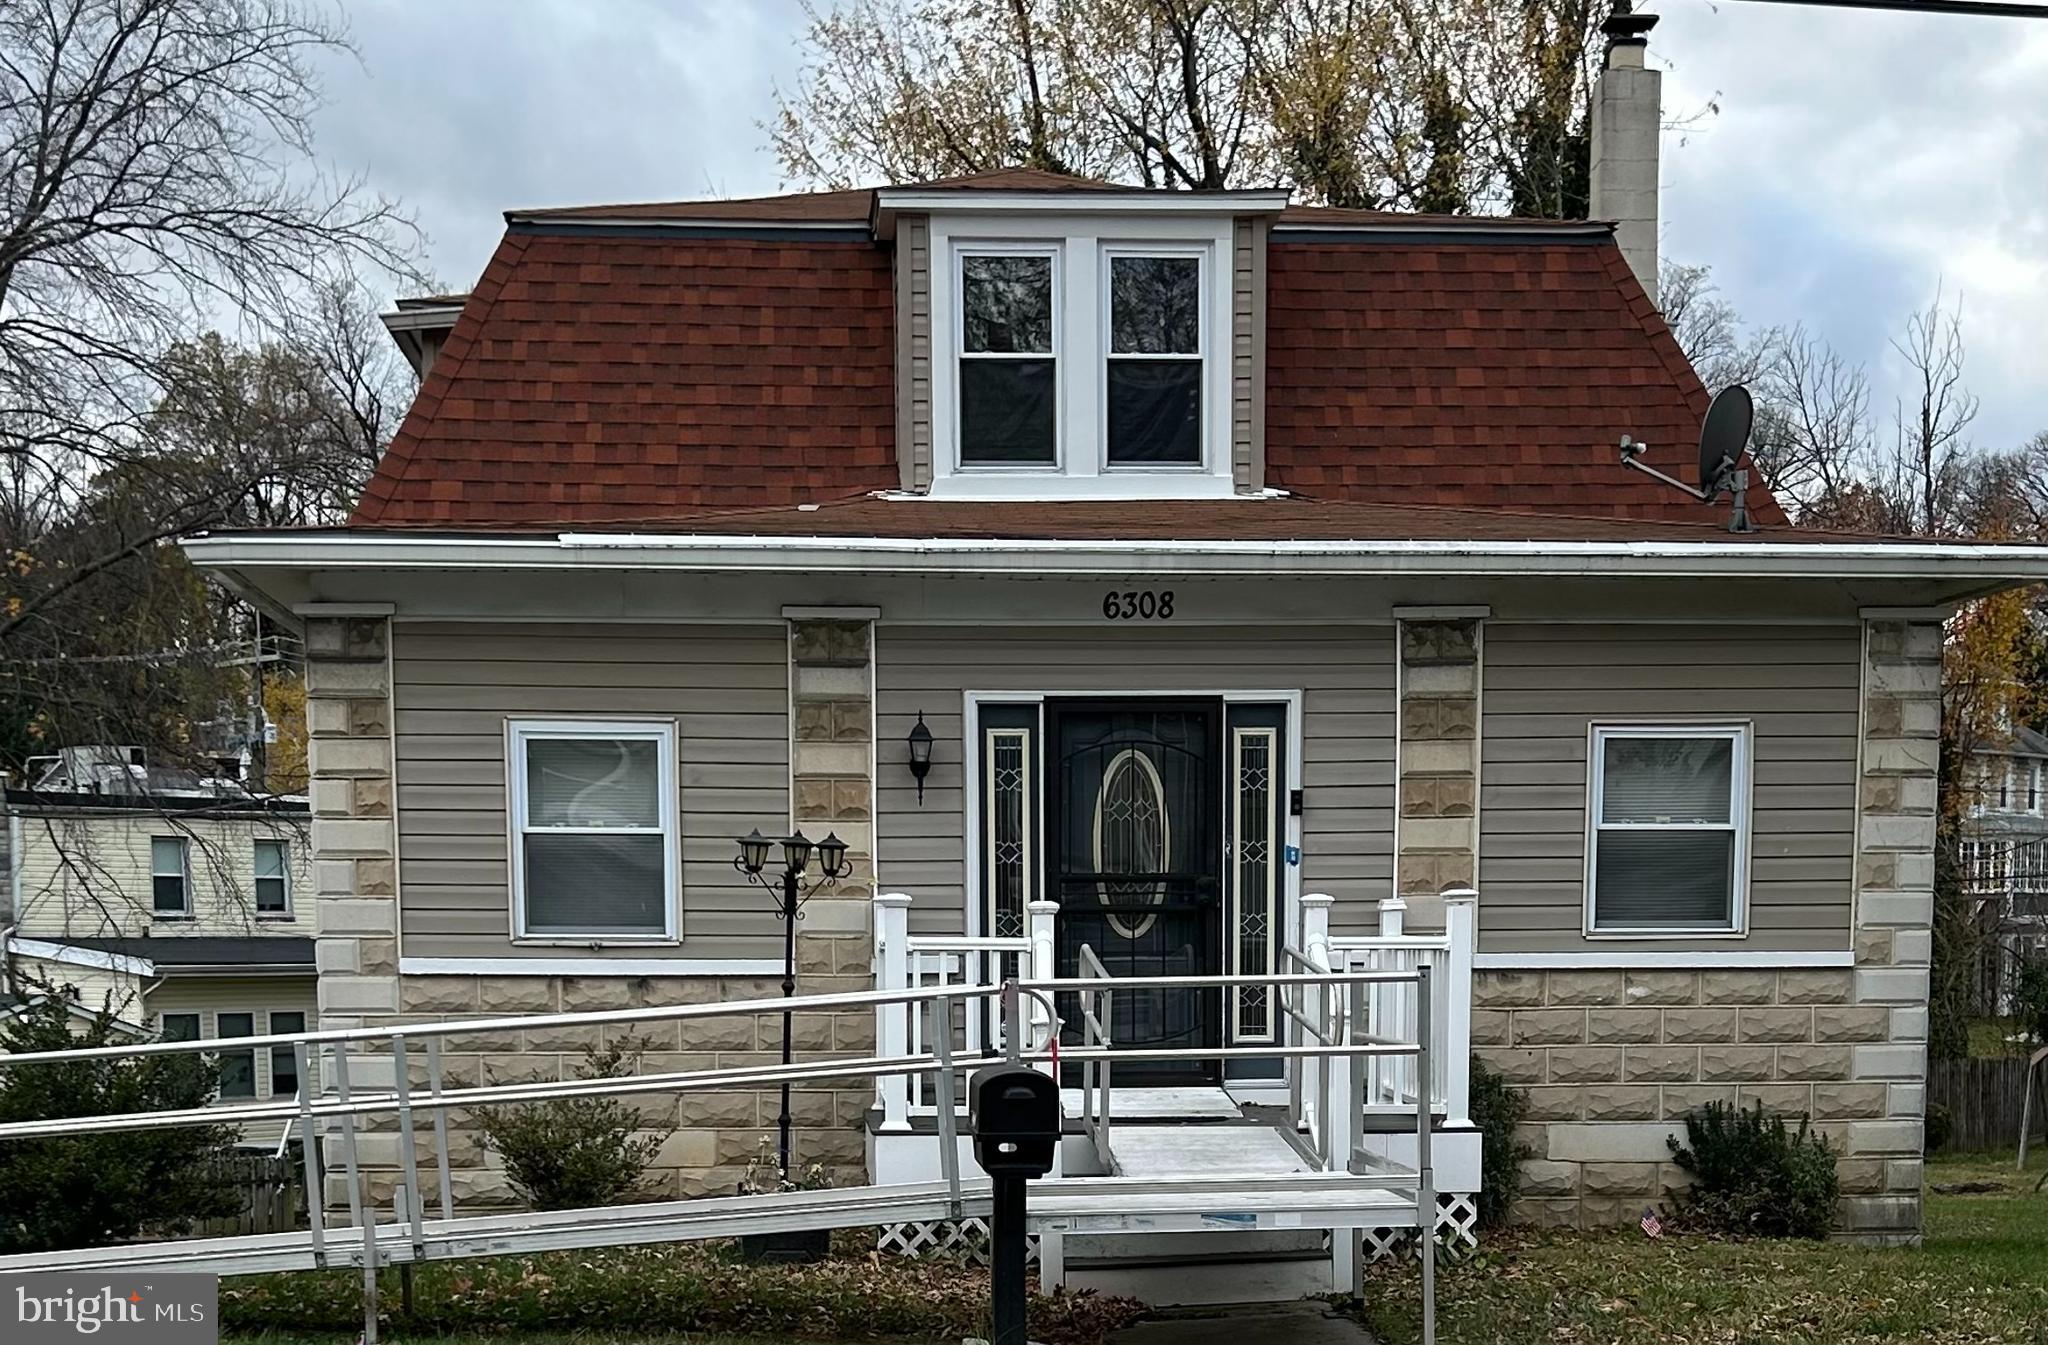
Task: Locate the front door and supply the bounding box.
[1050,701,1222,1084]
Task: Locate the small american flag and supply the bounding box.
[1640,1207,1663,1239]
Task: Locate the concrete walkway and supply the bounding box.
[1107,1300,1376,1345]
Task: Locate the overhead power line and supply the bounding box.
[1728,0,2048,18]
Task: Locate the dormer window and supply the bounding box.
[960,252,1058,465]
[926,210,1243,498]
[1107,253,1202,465]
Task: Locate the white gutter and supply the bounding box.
[180,530,2048,583]
[5,935,155,978]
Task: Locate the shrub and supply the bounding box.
[1667,1099,1838,1239]
[0,979,240,1253]
[1923,1100,1953,1154]
[1470,1054,1531,1229]
[2014,955,2048,1045]
[476,1038,674,1211]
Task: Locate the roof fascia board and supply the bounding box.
[1272,224,1610,245]
[505,220,873,242]
[379,306,463,333]
[180,532,2048,584]
[875,188,1293,216]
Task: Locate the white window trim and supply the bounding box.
[506,717,681,945]
[253,838,292,919]
[1099,243,1210,473]
[151,835,191,918]
[1583,722,1753,939]
[929,212,1236,499]
[954,243,1064,473]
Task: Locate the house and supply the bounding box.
[2,745,317,1129]
[182,12,2048,1259]
[1960,727,2048,1014]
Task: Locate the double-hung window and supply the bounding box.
[1587,724,1750,935]
[1106,252,1203,465]
[269,1010,306,1097]
[158,1012,200,1043]
[216,1012,256,1099]
[509,720,679,941]
[151,836,190,916]
[958,251,1058,466]
[254,839,291,916]
[935,214,1233,494]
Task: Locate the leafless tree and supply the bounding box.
[0,0,419,769]
[1749,326,1873,523]
[1881,288,1978,537]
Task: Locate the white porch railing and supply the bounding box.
[1289,888,1476,1131]
[872,894,1060,1129]
[877,887,1475,1135]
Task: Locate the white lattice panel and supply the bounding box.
[1360,1194,1480,1263]
[877,1219,1039,1266]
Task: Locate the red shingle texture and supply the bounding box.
[1264,240,1786,525]
[344,494,1850,544]
[353,233,897,526]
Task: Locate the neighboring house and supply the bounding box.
[2,746,317,1128]
[1960,727,2048,1012]
[182,14,2048,1248]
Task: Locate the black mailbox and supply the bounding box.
[969,1064,1060,1178]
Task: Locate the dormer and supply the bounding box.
[874,184,1290,499]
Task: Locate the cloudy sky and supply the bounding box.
[308,0,2048,450]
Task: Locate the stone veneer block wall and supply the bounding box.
[303,613,881,1212]
[1396,615,1479,929]
[1478,617,1939,1244]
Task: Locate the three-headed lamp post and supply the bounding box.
[734,827,852,1176]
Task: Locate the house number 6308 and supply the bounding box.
[1102,590,1175,620]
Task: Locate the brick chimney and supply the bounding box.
[1589,1,1662,304]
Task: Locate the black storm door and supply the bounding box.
[1050,701,1223,1084]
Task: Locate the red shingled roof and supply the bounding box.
[1264,239,1780,523]
[354,233,897,526]
[355,172,1783,531]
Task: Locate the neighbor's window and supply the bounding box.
[158,1012,200,1043]
[254,839,290,916]
[1106,253,1203,465]
[216,1012,256,1099]
[1588,725,1750,935]
[958,251,1057,465]
[151,836,189,916]
[269,1010,306,1097]
[510,720,678,940]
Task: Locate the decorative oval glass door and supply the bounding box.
[1051,701,1222,1083]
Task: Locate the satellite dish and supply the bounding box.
[1613,381,1761,533]
[1697,384,1754,493]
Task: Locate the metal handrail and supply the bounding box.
[0,963,1442,1345]
[1075,944,1114,1172]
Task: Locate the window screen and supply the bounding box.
[1107,255,1201,464]
[1590,729,1746,932]
[216,1012,256,1099]
[254,839,290,914]
[513,724,675,938]
[959,254,1056,464]
[151,837,188,914]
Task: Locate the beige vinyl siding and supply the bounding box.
[147,975,319,1144]
[10,811,312,940]
[896,213,934,491]
[10,953,132,1018]
[1231,217,1266,491]
[392,622,790,960]
[875,625,1394,936]
[1478,623,1860,954]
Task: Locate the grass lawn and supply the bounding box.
[216,1233,1142,1345]
[1361,1153,2048,1344]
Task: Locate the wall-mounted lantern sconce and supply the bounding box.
[907,710,934,803]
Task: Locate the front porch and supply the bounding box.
[867,885,1481,1299]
